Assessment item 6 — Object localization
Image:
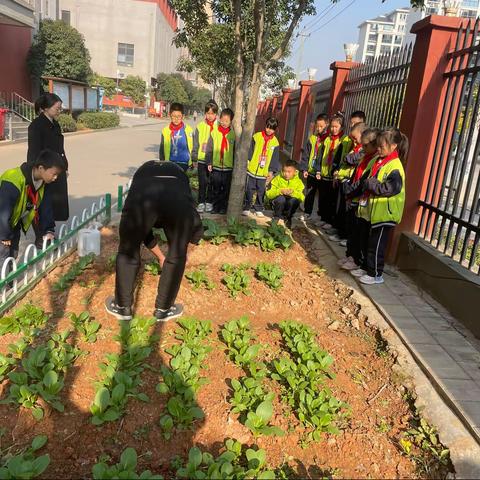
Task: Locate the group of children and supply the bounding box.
[299,110,408,286]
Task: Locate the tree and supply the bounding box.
[120,75,146,105]
[155,73,189,105]
[27,19,92,83]
[192,87,213,111]
[88,73,116,99]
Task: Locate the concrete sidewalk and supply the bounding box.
[304,219,480,444]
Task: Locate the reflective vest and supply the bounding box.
[0,167,45,232]
[266,172,305,203]
[197,120,217,162]
[357,157,405,225]
[210,128,235,170]
[247,132,279,178]
[161,124,194,164]
[307,134,324,174]
[320,135,351,179]
[337,141,359,182]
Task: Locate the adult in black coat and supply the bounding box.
[27,93,69,224]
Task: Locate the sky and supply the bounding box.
[286,0,411,81]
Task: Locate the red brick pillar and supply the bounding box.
[293,80,315,162]
[389,15,465,260]
[328,61,357,115]
[277,88,292,147]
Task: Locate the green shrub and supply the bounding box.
[57,113,77,133]
[77,112,120,129]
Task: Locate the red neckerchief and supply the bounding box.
[218,125,231,160]
[205,119,215,132]
[314,131,327,157]
[353,142,362,153]
[169,122,184,139]
[327,132,343,165]
[353,152,376,183]
[261,130,275,157]
[26,185,40,225]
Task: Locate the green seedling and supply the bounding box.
[185,267,215,290]
[70,311,101,343]
[255,262,284,291]
[92,447,163,479]
[106,254,117,271]
[0,303,48,339]
[222,264,251,298]
[202,219,229,245]
[0,435,50,479]
[145,260,162,276]
[53,254,95,291]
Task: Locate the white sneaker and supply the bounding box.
[242,210,251,216]
[359,274,384,285]
[197,203,205,213]
[205,203,213,213]
[351,268,367,277]
[322,223,333,230]
[329,234,341,242]
[255,211,265,218]
[341,259,358,271]
[339,239,348,247]
[337,256,350,266]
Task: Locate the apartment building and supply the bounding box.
[356,7,410,62]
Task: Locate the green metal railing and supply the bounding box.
[0,181,130,315]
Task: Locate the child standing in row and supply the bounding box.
[193,100,218,213]
[206,108,236,215]
[159,103,194,171]
[267,160,305,229]
[243,117,280,218]
[301,114,329,220]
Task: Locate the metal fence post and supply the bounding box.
[117,185,123,212]
[105,193,112,224]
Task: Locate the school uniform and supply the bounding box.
[159,122,194,171]
[192,119,217,205]
[243,131,280,212]
[205,125,235,213]
[358,151,405,278]
[315,133,351,225]
[266,172,305,224]
[301,131,327,216]
[0,163,55,268]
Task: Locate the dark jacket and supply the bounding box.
[27,113,69,221]
[0,163,55,241]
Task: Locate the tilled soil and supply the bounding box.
[0,225,431,478]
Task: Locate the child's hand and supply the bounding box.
[207,165,213,172]
[315,173,321,180]
[303,171,308,179]
[281,189,293,196]
[1,240,11,246]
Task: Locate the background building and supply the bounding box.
[356,8,409,62]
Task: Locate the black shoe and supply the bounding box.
[105,296,133,320]
[153,303,184,322]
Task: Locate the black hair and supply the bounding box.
[330,114,344,126]
[33,149,66,170]
[220,108,234,120]
[378,127,409,162]
[205,100,218,114]
[170,102,184,114]
[351,110,366,123]
[283,159,298,169]
[315,113,329,123]
[361,128,381,147]
[265,117,279,130]
[34,93,62,115]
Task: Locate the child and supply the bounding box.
[300,114,329,220]
[339,128,380,273]
[350,110,366,128]
[357,127,408,285]
[243,117,280,217]
[0,149,65,267]
[315,114,351,229]
[205,108,235,214]
[329,122,367,243]
[159,102,194,171]
[266,160,305,229]
[193,100,218,213]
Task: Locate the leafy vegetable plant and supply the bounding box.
[53,253,95,291]
[185,267,215,290]
[221,264,251,298]
[0,435,50,479]
[70,311,101,343]
[255,263,284,291]
[145,261,162,276]
[0,303,48,339]
[202,219,229,245]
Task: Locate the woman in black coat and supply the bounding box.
[27,93,69,224]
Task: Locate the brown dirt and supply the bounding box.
[0,225,428,478]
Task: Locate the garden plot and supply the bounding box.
[0,220,452,479]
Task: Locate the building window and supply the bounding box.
[380,45,391,54]
[382,34,393,43]
[369,33,378,42]
[61,10,70,25]
[367,44,376,53]
[117,43,134,67]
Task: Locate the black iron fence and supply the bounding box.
[417,20,480,274]
[343,44,413,128]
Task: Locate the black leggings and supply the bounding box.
[304,175,321,215]
[115,161,202,310]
